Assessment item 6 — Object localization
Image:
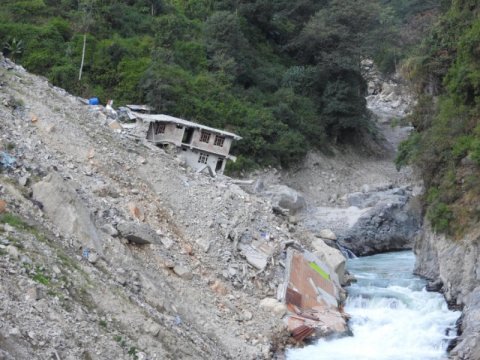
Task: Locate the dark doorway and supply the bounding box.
[215,158,224,172]
[182,127,194,144]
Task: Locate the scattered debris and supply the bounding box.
[280,249,348,341]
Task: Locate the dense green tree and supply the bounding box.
[0,0,431,170]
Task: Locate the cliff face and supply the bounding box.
[414,224,480,359]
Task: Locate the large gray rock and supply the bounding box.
[32,173,103,253]
[264,184,306,214]
[414,224,480,360]
[338,187,421,256]
[117,222,161,245]
[450,287,480,360]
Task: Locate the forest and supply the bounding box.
[1,0,437,170]
[396,0,480,235]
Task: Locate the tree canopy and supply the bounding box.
[1,0,432,170]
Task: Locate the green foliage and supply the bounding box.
[1,0,429,169]
[0,213,30,231]
[3,38,24,61]
[31,266,51,285]
[395,132,420,170]
[401,0,480,235]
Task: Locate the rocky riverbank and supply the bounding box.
[414,225,480,359]
[249,61,420,257]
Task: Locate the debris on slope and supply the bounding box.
[0,53,349,359]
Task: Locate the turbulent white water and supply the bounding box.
[286,251,460,360]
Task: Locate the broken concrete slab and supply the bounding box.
[117,222,161,245]
[238,243,268,270]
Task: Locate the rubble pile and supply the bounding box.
[0,54,348,359]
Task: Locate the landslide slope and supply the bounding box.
[0,55,298,359]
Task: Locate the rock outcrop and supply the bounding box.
[414,224,480,359]
[303,186,422,256]
[339,186,422,255]
[32,172,104,253]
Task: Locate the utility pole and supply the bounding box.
[78,1,94,81]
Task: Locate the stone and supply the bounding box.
[8,327,20,337]
[339,189,420,255]
[312,238,346,285]
[18,175,29,187]
[25,286,40,301]
[318,229,337,241]
[259,298,287,317]
[6,245,19,259]
[173,265,193,280]
[239,244,268,270]
[87,148,95,160]
[0,199,6,213]
[32,173,103,254]
[87,252,99,264]
[19,255,32,265]
[128,203,145,221]
[100,224,118,237]
[242,310,253,321]
[117,222,161,245]
[196,237,211,253]
[3,224,14,232]
[144,319,161,337]
[210,280,228,295]
[264,185,306,214]
[160,237,174,249]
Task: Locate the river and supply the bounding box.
[286,251,460,360]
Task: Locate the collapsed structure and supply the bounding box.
[133,113,241,175]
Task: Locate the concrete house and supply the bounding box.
[135,113,241,174]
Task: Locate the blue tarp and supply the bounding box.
[88,97,100,105]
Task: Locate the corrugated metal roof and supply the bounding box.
[133,113,242,140]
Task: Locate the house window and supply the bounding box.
[154,123,165,135]
[198,153,209,164]
[214,135,225,147]
[200,131,211,143]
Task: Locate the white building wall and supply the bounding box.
[182,149,223,174]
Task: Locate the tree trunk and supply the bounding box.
[78,33,87,81]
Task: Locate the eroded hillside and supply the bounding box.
[0,54,305,360]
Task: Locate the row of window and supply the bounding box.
[153,124,226,147]
[200,131,225,147]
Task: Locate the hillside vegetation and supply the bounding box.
[397,0,480,236]
[1,0,433,169]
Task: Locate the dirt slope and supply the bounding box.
[0,56,297,360]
